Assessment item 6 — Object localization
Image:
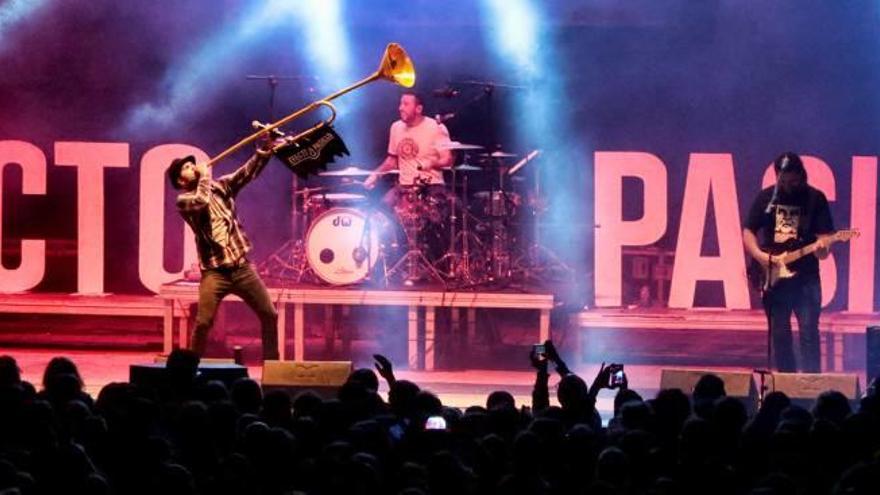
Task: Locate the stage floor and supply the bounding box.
[8,347,828,422]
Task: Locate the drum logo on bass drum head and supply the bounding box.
[332,215,353,227]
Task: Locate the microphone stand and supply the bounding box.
[758,169,785,399]
[248,75,318,284]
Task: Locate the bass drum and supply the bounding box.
[305,207,391,285]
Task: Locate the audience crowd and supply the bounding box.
[0,343,879,495]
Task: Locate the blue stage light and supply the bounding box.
[481,0,588,277]
[125,6,282,131]
[0,0,47,35]
[281,0,364,157]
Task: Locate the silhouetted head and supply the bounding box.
[557,374,589,410]
[0,355,21,387]
[42,356,83,390]
[347,368,379,394]
[486,390,516,411]
[772,152,808,195]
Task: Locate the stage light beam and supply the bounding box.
[481,0,590,293]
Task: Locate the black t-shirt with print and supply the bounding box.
[744,185,834,278]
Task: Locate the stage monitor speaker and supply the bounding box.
[130,362,249,390]
[261,360,352,399]
[867,326,880,384]
[770,373,860,405]
[660,369,757,410]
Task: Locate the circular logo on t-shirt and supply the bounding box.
[397,138,419,160]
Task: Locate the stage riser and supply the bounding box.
[0,314,162,350]
[867,326,880,382]
[579,328,868,372]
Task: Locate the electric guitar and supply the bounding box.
[749,229,860,291]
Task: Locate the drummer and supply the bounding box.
[363,91,453,205]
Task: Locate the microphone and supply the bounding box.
[765,153,793,214]
[432,87,460,98]
[779,155,791,171]
[251,120,286,138]
[434,112,456,124]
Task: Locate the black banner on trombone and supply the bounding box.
[275,126,350,178]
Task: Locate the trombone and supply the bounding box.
[204,42,415,168]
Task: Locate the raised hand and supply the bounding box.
[544,340,561,364]
[529,346,548,372]
[373,353,396,384]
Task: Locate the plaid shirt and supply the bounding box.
[176,153,271,270]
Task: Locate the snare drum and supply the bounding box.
[305,207,391,285]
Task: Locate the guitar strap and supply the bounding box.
[799,187,819,243]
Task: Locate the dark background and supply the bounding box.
[1,0,878,309]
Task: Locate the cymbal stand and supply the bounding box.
[385,185,447,287]
[435,168,485,285]
[257,187,320,283]
[512,160,574,283]
[487,159,515,282]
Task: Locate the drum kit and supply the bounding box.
[258,140,572,289]
[235,44,570,289]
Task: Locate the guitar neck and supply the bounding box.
[780,230,854,264]
[785,242,822,264]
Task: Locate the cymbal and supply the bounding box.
[437,141,484,151]
[479,151,518,159]
[453,164,482,171]
[319,166,374,177]
[294,186,328,196]
[314,193,366,201]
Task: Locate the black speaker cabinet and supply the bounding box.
[130,362,248,390]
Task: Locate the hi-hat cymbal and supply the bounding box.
[453,164,482,171]
[479,151,518,159]
[319,166,374,177]
[437,141,485,151]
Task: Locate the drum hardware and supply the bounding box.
[385,183,447,287]
[255,43,415,283]
[509,152,574,284]
[434,163,486,284]
[257,185,323,284]
[477,151,519,284]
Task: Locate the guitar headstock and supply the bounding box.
[833,229,860,242]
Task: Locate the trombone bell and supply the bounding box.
[202,43,416,170]
[379,43,416,88]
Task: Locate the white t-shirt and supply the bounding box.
[388,117,450,185]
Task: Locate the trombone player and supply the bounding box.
[167,138,283,361]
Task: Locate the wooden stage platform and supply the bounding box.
[1,290,876,373]
[157,282,555,370]
[573,307,879,372]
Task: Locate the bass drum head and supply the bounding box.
[305,207,385,285]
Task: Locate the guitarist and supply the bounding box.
[743,152,834,373]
